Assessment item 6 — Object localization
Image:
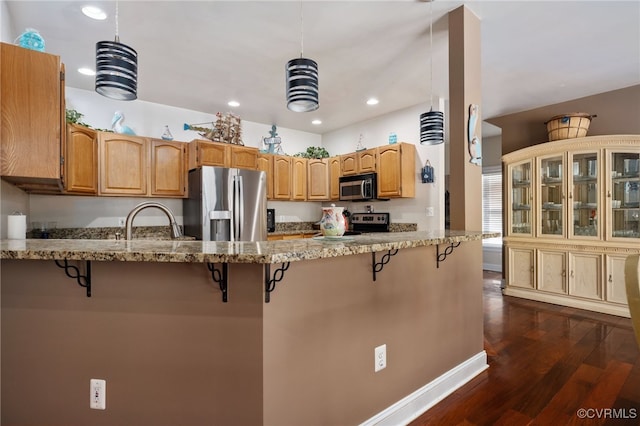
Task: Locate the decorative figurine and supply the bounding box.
[16,28,45,52]
[356,133,365,151]
[262,125,282,154]
[184,112,242,145]
[161,125,174,141]
[467,104,482,166]
[111,111,136,135]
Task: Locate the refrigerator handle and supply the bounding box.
[233,176,244,241]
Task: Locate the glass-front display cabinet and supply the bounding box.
[509,160,532,236]
[608,150,640,240]
[539,155,564,237]
[569,151,600,239]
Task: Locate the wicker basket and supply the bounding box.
[545,113,595,141]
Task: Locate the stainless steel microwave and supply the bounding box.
[339,172,379,201]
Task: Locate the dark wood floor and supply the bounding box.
[409,271,640,426]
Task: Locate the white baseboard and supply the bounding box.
[482,262,502,272]
[360,351,488,426]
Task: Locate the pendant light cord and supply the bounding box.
[300,1,304,58]
[429,0,433,110]
[115,0,120,42]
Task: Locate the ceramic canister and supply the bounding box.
[320,205,346,237]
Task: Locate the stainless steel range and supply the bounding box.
[348,212,390,234]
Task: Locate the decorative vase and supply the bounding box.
[320,204,346,237]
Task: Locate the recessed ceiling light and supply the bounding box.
[227,100,240,107]
[82,6,107,20]
[78,67,96,76]
[366,98,379,105]
[312,119,322,125]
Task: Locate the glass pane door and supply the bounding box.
[611,152,640,239]
[540,156,564,236]
[571,152,599,237]
[510,161,532,235]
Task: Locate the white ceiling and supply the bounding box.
[4,1,640,136]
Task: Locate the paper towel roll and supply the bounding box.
[7,214,27,239]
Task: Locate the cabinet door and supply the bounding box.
[377,145,401,197]
[507,160,533,236]
[189,140,229,169]
[273,155,291,200]
[1,42,62,184]
[358,149,377,173]
[508,247,535,289]
[606,149,640,240]
[605,254,628,304]
[150,139,185,197]
[341,153,358,176]
[257,154,273,200]
[307,158,329,200]
[538,250,566,294]
[569,151,600,239]
[99,133,148,195]
[538,154,566,237]
[291,157,307,201]
[568,252,602,300]
[65,125,97,194]
[230,145,258,170]
[329,156,341,200]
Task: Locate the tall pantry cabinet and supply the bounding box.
[503,135,640,317]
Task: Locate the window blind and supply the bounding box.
[482,170,502,246]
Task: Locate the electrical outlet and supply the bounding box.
[374,344,387,372]
[426,207,434,217]
[118,217,125,227]
[90,379,106,410]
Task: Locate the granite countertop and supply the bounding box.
[1,230,498,264]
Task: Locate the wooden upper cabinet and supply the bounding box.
[188,139,228,170]
[65,124,97,194]
[1,42,64,191]
[229,145,258,170]
[257,154,273,199]
[98,133,148,196]
[376,143,415,198]
[341,148,377,175]
[272,155,292,200]
[307,158,329,201]
[329,156,341,200]
[150,139,186,197]
[358,148,377,173]
[292,157,308,201]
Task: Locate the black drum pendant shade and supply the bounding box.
[95,38,137,101]
[286,57,319,112]
[420,109,444,145]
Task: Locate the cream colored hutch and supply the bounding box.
[502,135,640,317]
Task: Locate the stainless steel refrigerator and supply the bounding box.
[183,166,267,241]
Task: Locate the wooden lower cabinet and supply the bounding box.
[65,124,97,194]
[505,242,633,317]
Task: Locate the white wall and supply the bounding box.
[322,101,447,230]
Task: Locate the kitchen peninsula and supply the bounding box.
[1,230,494,425]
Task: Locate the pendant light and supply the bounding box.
[95,0,137,101]
[420,0,444,145]
[286,3,319,112]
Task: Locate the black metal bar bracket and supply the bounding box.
[437,241,461,268]
[265,262,290,303]
[54,259,91,297]
[207,263,228,303]
[372,249,399,281]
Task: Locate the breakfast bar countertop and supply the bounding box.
[1,230,497,264]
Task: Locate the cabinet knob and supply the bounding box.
[570,270,574,278]
[608,274,612,283]
[562,270,566,277]
[569,193,573,199]
[607,190,611,197]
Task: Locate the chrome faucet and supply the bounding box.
[125,202,182,240]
